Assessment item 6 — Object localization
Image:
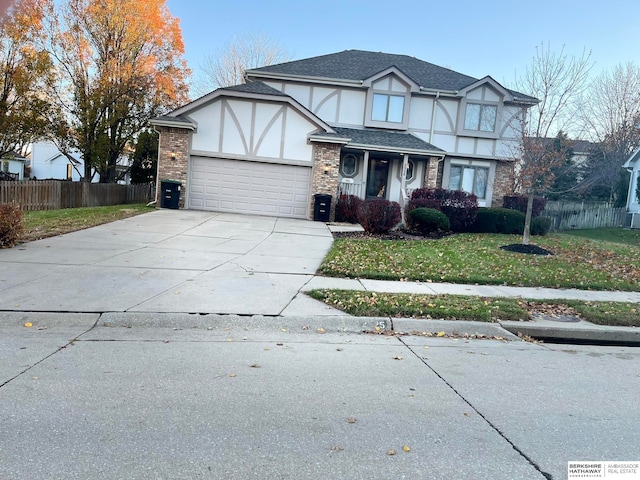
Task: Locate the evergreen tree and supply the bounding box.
[129,130,158,185]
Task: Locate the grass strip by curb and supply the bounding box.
[307,290,640,327]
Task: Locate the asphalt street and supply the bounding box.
[1,312,638,480]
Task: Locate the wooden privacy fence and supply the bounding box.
[0,180,153,211]
[542,201,627,231]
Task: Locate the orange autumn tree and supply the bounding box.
[0,0,53,157]
[43,0,189,182]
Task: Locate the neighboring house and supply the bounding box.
[623,148,640,228]
[151,50,536,219]
[30,141,85,181]
[1,152,28,181]
[29,141,131,184]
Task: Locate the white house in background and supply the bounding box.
[151,50,537,218]
[30,141,85,181]
[1,152,27,180]
[29,141,131,184]
[623,148,640,228]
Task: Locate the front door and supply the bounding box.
[366,158,390,198]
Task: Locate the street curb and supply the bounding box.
[499,320,640,345]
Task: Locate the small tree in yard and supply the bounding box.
[511,43,592,245]
[129,129,158,185]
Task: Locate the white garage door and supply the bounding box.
[188,157,311,218]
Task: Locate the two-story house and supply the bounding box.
[151,50,536,219]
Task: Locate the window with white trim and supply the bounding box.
[398,159,415,182]
[448,165,489,199]
[1,160,8,173]
[464,103,497,132]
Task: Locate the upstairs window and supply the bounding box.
[372,94,405,123]
[464,103,497,132]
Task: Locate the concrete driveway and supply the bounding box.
[0,210,338,316]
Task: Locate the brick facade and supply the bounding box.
[310,142,341,221]
[491,160,515,207]
[156,126,191,208]
[423,156,443,189]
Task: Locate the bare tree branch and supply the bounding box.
[194,32,290,95]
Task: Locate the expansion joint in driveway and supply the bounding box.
[399,337,553,480]
[0,314,102,389]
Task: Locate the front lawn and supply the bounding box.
[319,233,640,291]
[21,204,153,242]
[561,227,640,246]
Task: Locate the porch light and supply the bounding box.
[170,151,177,161]
[323,164,330,175]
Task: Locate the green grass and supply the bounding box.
[308,290,640,327]
[560,227,640,246]
[308,290,528,321]
[21,204,153,242]
[319,233,640,291]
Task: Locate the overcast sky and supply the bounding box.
[167,0,640,93]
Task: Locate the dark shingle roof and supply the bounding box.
[316,126,443,154]
[249,50,536,102]
[221,81,288,96]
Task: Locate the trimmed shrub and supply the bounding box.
[335,194,362,223]
[502,195,547,218]
[357,198,401,234]
[531,216,552,236]
[409,208,450,235]
[406,188,478,232]
[0,203,23,248]
[472,207,525,234]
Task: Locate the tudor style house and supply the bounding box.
[151,50,536,219]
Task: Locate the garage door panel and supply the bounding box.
[189,157,311,218]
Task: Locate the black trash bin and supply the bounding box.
[160,180,181,209]
[313,193,332,222]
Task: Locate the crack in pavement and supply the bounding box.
[399,337,553,480]
[0,314,101,389]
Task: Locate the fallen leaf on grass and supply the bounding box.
[402,445,411,452]
[24,323,32,328]
[436,331,446,337]
[316,327,326,334]
[229,373,236,378]
[387,449,396,456]
[346,417,357,424]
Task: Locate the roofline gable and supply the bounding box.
[623,147,640,169]
[458,76,509,98]
[361,66,420,92]
[158,85,336,135]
